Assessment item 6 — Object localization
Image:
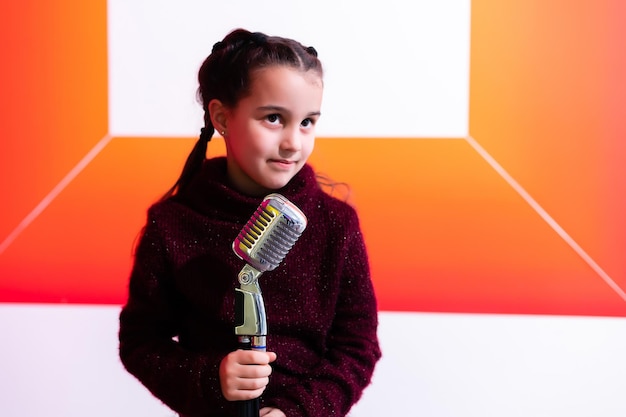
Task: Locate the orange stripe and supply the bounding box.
[2,137,624,316]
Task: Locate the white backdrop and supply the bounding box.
[107,0,470,138]
[1,305,625,416]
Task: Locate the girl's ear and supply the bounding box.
[208,99,228,134]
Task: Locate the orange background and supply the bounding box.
[1,1,625,316]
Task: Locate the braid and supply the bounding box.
[158,125,213,201]
[305,46,318,57]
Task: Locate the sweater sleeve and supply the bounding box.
[266,210,382,417]
[118,209,233,416]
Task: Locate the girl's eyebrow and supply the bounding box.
[257,105,287,113]
[257,105,321,117]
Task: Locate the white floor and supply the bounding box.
[1,304,625,417]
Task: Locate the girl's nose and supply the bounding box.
[280,127,302,152]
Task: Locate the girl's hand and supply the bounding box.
[219,349,277,401]
[260,407,286,417]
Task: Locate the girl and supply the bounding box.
[119,28,381,417]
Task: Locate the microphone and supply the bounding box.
[233,193,308,282]
[232,193,307,348]
[232,194,307,417]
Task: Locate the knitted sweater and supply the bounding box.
[119,157,381,417]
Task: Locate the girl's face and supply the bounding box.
[221,65,323,196]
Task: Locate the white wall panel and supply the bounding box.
[108,0,470,137]
[2,305,625,417]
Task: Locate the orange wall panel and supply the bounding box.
[0,0,108,240]
[470,0,626,291]
[1,1,624,317]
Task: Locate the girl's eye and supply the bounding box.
[301,118,315,128]
[266,114,281,124]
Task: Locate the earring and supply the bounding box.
[221,130,226,136]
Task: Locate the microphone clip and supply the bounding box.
[234,265,267,350]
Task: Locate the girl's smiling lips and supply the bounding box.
[269,158,296,167]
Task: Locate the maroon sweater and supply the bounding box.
[119,157,381,417]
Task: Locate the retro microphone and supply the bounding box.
[232,193,307,417]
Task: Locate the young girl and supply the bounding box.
[119,28,381,417]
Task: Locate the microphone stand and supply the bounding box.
[234,264,266,417]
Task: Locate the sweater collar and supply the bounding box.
[176,157,320,221]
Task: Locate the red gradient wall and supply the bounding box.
[1,1,625,317]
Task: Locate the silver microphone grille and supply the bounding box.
[233,194,307,272]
